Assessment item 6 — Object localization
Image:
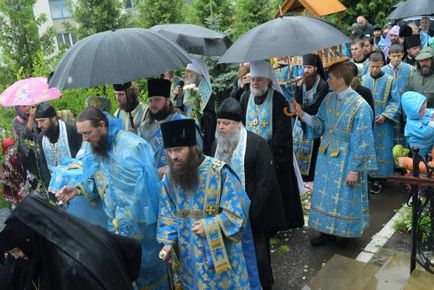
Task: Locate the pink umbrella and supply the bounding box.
[0,77,62,107]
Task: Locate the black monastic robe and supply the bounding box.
[241,89,304,230]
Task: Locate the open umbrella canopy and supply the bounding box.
[49,28,192,89]
[218,16,351,63]
[150,24,232,56]
[0,77,62,107]
[388,0,434,19]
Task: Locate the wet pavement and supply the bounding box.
[270,183,410,289]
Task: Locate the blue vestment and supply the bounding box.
[382,62,413,146]
[307,90,377,237]
[361,73,400,176]
[71,116,166,289]
[382,62,413,96]
[114,102,148,134]
[48,157,107,228]
[275,64,303,105]
[157,157,252,289]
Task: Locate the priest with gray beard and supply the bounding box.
[211,97,286,290]
[240,60,304,231]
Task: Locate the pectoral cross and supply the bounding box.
[205,205,217,215]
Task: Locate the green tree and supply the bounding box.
[137,0,184,28]
[338,0,401,30]
[71,0,128,38]
[191,0,233,30]
[0,0,55,77]
[232,0,273,39]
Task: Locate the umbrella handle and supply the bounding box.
[284,102,297,117]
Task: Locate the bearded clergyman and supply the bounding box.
[212,97,286,290]
[157,118,260,289]
[240,60,304,230]
[55,107,167,289]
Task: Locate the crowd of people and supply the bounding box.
[0,13,433,290]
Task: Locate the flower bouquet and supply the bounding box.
[183,84,203,122]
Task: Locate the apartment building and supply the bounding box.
[34,0,137,51]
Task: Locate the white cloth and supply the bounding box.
[389,25,400,36]
[293,152,305,195]
[186,58,211,88]
[249,60,284,95]
[42,120,72,173]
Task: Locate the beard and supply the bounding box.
[44,123,59,143]
[421,65,433,77]
[91,133,109,159]
[167,147,202,192]
[303,72,318,87]
[251,84,269,97]
[215,126,241,163]
[185,74,201,86]
[149,104,170,121]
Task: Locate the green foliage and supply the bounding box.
[338,0,402,29]
[199,14,239,106]
[394,205,413,232]
[270,237,280,245]
[278,244,290,254]
[232,0,273,39]
[72,0,128,38]
[0,193,11,209]
[191,0,233,30]
[0,0,55,78]
[137,0,185,28]
[394,204,432,243]
[0,107,16,131]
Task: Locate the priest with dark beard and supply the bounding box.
[140,78,202,177]
[157,119,260,289]
[113,81,148,134]
[55,107,167,289]
[240,60,304,230]
[35,102,82,187]
[212,97,286,290]
[293,54,328,181]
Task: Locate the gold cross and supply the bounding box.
[261,120,268,128]
[205,205,217,215]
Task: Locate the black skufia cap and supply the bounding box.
[112,82,132,91]
[399,25,412,38]
[217,97,242,122]
[148,78,171,98]
[302,53,326,80]
[161,119,197,149]
[35,102,56,118]
[404,34,421,49]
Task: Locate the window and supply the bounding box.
[125,0,136,9]
[49,0,72,20]
[56,33,77,48]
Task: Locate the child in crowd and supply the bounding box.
[401,91,434,158]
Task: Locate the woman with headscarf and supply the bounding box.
[12,106,40,180]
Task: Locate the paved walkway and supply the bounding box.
[270,183,410,289]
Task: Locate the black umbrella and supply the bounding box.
[388,0,434,19]
[392,1,406,9]
[150,24,232,56]
[49,28,191,89]
[218,16,351,63]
